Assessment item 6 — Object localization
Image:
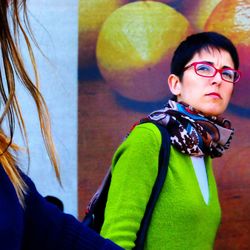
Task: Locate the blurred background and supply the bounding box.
[78,0,250,249]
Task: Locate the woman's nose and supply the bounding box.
[211,71,222,85]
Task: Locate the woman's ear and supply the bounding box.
[168,74,182,96]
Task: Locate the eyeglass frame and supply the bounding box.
[183,61,241,83]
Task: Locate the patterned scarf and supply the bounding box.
[143,100,234,158]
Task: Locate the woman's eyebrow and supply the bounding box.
[201,61,234,69]
[199,60,213,64]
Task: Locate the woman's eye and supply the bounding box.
[197,64,211,72]
[222,70,234,80]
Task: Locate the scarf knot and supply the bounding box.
[144,100,234,158]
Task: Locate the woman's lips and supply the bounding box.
[205,92,222,99]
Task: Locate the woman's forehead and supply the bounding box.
[189,47,234,67]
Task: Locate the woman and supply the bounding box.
[100,32,240,249]
[0,1,122,249]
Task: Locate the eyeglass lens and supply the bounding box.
[195,63,239,83]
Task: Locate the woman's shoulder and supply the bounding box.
[0,164,34,196]
[127,122,162,145]
[111,122,163,167]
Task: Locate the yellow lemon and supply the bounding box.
[78,0,129,70]
[205,0,250,110]
[96,1,192,101]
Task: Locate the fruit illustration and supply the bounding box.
[96,1,192,101]
[180,0,221,31]
[78,0,129,70]
[148,0,177,3]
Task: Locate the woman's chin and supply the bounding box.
[199,106,225,117]
[204,111,224,117]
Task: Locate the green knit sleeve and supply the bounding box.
[100,123,162,250]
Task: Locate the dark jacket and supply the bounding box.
[0,166,122,250]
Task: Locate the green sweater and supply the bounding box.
[100,123,221,250]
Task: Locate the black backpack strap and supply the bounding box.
[82,169,112,232]
[134,122,171,250]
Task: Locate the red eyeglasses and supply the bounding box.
[183,62,241,83]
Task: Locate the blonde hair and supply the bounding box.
[0,0,60,206]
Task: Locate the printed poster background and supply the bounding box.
[78,0,250,249]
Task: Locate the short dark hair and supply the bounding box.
[170,32,239,80]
